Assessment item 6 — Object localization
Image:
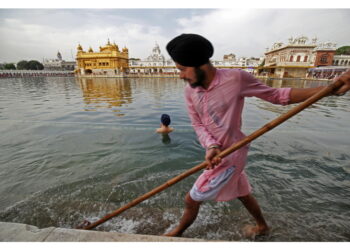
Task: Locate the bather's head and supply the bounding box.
[161,114,171,127]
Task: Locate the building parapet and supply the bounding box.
[270,62,314,67]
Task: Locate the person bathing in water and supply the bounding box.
[156,114,174,134]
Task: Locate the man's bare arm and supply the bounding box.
[289,70,350,104]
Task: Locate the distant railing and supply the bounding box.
[0,70,74,78]
[76,72,179,78]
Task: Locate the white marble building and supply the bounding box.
[261,36,321,77]
[128,43,177,75]
[43,51,76,71]
[264,36,317,68]
[212,54,262,74]
[333,55,350,66]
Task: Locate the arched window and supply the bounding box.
[320,54,328,63]
[290,55,294,62]
[304,56,308,62]
[297,56,301,62]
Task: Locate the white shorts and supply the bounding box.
[189,166,235,201]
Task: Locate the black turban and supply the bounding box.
[166,33,214,67]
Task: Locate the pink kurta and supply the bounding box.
[185,69,291,201]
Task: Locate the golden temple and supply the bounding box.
[75,39,129,76]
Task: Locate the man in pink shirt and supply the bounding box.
[164,34,350,238]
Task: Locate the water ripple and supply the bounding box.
[0,77,349,241]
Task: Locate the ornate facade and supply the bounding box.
[313,42,337,67]
[261,36,317,78]
[129,43,177,75]
[308,53,350,79]
[261,36,350,79]
[76,39,129,76]
[43,51,76,71]
[333,55,350,66]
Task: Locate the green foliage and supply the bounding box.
[4,63,16,70]
[15,60,44,70]
[17,60,29,70]
[27,60,44,70]
[335,46,350,55]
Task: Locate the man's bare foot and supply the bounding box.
[243,224,270,239]
[163,229,183,237]
[163,233,182,237]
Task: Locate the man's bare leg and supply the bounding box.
[238,193,270,237]
[163,192,202,237]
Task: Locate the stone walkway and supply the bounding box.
[0,222,204,242]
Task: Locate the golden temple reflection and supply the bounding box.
[76,77,133,116]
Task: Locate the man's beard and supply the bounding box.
[189,67,206,88]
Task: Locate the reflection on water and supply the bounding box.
[77,78,133,116]
[263,78,329,89]
[75,77,187,122]
[161,134,172,144]
[250,79,349,118]
[0,77,349,241]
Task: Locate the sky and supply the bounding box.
[0,1,350,63]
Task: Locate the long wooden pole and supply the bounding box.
[79,79,344,230]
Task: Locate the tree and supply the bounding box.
[335,46,350,55]
[17,60,29,70]
[4,63,16,70]
[27,60,44,70]
[16,60,44,70]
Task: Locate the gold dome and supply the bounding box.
[113,42,119,51]
[100,39,115,51]
[77,44,83,51]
